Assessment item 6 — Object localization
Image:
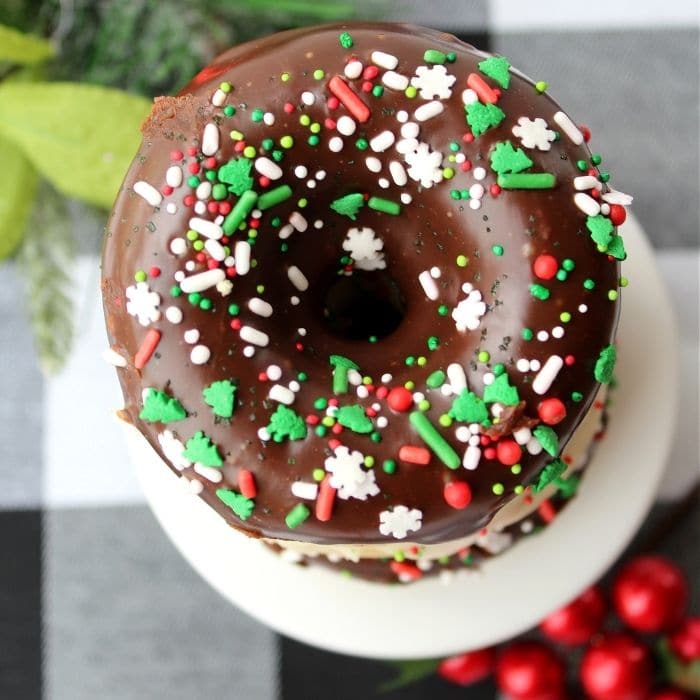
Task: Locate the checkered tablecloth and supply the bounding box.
[1,2,698,698]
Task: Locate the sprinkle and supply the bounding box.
[285,503,310,529]
[222,190,258,233]
[418,270,440,300]
[370,131,395,152]
[328,76,370,123]
[269,384,295,405]
[240,326,269,347]
[553,111,584,144]
[204,238,226,261]
[529,284,550,301]
[532,355,564,395]
[291,481,318,500]
[366,156,382,173]
[289,212,308,231]
[409,412,460,469]
[398,445,431,465]
[234,241,251,275]
[466,72,498,104]
[201,123,219,156]
[257,185,292,210]
[287,266,309,291]
[180,269,225,293]
[166,166,183,188]
[447,363,468,393]
[211,89,226,107]
[371,50,398,70]
[389,160,408,186]
[414,100,444,121]
[368,196,401,215]
[133,181,162,207]
[423,49,446,64]
[497,173,556,189]
[344,60,363,79]
[336,115,357,135]
[103,348,127,367]
[190,344,211,365]
[248,297,273,317]
[315,477,336,521]
[134,329,161,369]
[339,31,353,48]
[254,157,283,180]
[574,175,601,191]
[574,192,601,216]
[382,71,409,91]
[328,136,344,152]
[463,445,481,470]
[238,469,257,498]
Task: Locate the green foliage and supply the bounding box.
[465,101,505,137]
[0,82,150,208]
[490,140,533,175]
[203,380,236,419]
[139,388,187,423]
[216,488,255,521]
[380,659,440,693]
[478,55,511,88]
[0,22,53,64]
[183,431,223,467]
[0,134,37,259]
[267,405,307,442]
[449,389,488,423]
[336,405,373,434]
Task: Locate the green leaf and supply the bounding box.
[490,140,533,175]
[336,404,373,434]
[657,637,700,694]
[330,192,365,220]
[139,388,187,423]
[0,134,37,259]
[203,379,236,418]
[380,659,440,692]
[267,405,307,442]
[0,82,150,208]
[449,389,488,423]
[483,372,520,406]
[218,158,254,196]
[533,425,559,456]
[533,459,567,493]
[465,101,505,137]
[216,488,255,521]
[478,55,511,88]
[183,431,223,467]
[16,183,75,375]
[0,24,54,64]
[594,344,616,384]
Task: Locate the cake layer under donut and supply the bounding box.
[102,23,626,554]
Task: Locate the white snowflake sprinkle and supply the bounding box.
[452,283,487,331]
[342,227,386,270]
[158,430,192,471]
[324,446,379,500]
[405,142,444,188]
[216,279,233,296]
[378,505,423,540]
[410,65,456,100]
[512,116,556,151]
[125,282,161,326]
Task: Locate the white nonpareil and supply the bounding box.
[512,116,556,151]
[342,227,386,270]
[452,283,487,331]
[378,505,423,539]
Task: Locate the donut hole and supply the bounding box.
[321,270,406,341]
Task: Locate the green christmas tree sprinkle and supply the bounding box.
[336,405,373,434]
[139,388,186,423]
[489,140,533,175]
[466,101,505,137]
[533,459,567,493]
[587,214,629,260]
[218,157,254,196]
[533,425,559,456]
[594,345,617,384]
[449,389,488,423]
[330,192,365,220]
[183,431,223,467]
[216,488,254,520]
[483,372,520,406]
[267,405,307,442]
[478,55,511,88]
[203,379,236,419]
[554,473,581,498]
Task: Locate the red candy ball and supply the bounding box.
[538,398,567,425]
[444,481,472,509]
[533,254,559,280]
[496,642,566,700]
[612,556,688,633]
[437,647,496,686]
[540,585,607,646]
[497,439,522,466]
[580,633,653,700]
[669,617,700,663]
[387,387,413,412]
[609,204,627,226]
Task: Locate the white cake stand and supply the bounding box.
[130,215,678,659]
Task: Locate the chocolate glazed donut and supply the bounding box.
[102,23,627,548]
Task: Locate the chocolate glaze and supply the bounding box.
[102,23,621,546]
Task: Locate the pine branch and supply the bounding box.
[16,181,75,375]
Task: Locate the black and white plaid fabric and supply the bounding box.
[1,2,698,698]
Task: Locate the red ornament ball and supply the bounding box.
[533,254,559,280]
[669,616,700,663]
[540,585,607,646]
[444,481,472,509]
[612,555,688,633]
[580,633,653,700]
[437,647,496,686]
[387,387,413,412]
[608,204,627,226]
[497,439,522,466]
[495,641,566,700]
[538,398,567,425]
